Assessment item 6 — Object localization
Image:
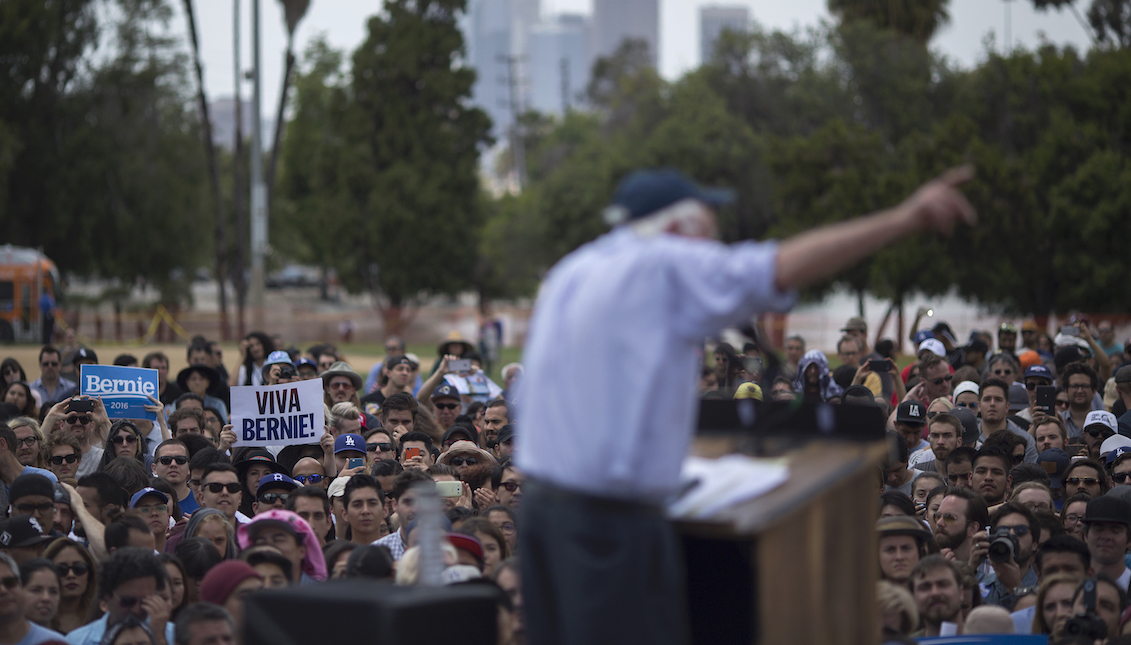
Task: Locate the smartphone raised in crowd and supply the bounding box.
[404,446,423,461]
[1034,385,1057,415]
[868,359,890,372]
[448,359,473,373]
[1060,325,1078,337]
[436,481,463,498]
[347,457,365,470]
[67,398,94,414]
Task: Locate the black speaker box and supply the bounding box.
[243,580,499,645]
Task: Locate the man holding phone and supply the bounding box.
[1018,365,1055,423]
[332,434,369,476]
[42,396,107,478]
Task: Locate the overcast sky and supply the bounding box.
[181,0,1094,118]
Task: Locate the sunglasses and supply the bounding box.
[997,524,1030,537]
[928,375,953,386]
[65,416,91,425]
[367,443,392,453]
[993,369,1014,376]
[1025,381,1051,390]
[293,474,325,485]
[258,493,289,505]
[1113,472,1131,484]
[15,502,53,514]
[1010,453,1024,465]
[115,593,140,609]
[500,481,521,493]
[0,577,18,591]
[956,401,978,409]
[1085,428,1111,438]
[434,403,460,411]
[158,455,189,466]
[1065,477,1100,487]
[55,563,89,577]
[204,482,242,494]
[111,435,138,445]
[450,457,478,467]
[1055,400,1069,407]
[48,453,79,465]
[40,362,59,367]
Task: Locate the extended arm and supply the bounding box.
[774,167,976,293]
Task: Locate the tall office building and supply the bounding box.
[528,13,591,115]
[465,0,541,139]
[591,0,659,67]
[700,5,749,64]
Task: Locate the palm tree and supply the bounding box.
[827,0,952,43]
[266,0,310,218]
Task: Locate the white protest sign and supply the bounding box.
[230,379,325,448]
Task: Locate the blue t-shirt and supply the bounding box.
[20,466,57,483]
[16,622,65,645]
[178,490,200,515]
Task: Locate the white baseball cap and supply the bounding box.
[953,381,979,399]
[918,339,946,357]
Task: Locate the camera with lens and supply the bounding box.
[987,527,1018,564]
[1064,579,1107,640]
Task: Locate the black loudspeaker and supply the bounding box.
[243,580,499,645]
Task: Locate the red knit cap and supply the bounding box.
[199,560,262,605]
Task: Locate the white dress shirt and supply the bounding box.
[516,227,795,501]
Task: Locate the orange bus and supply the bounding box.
[0,245,60,343]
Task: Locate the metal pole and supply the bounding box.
[249,0,267,327]
[1004,0,1012,56]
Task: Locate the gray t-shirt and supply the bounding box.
[886,468,924,497]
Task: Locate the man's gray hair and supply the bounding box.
[0,552,19,578]
[175,602,235,645]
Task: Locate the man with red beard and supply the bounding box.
[933,487,988,568]
[911,555,965,637]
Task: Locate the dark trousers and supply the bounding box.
[41,315,54,344]
[519,481,689,645]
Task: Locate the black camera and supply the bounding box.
[987,527,1019,564]
[1064,579,1107,640]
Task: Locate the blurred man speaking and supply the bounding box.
[516,167,976,645]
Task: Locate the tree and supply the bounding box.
[827,0,952,43]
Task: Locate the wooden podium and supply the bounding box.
[677,400,887,645]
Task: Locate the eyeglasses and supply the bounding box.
[39,362,58,368]
[928,375,953,386]
[450,457,478,467]
[367,443,392,453]
[48,454,79,465]
[114,593,140,609]
[1067,383,1093,391]
[1025,381,1051,390]
[15,502,53,514]
[1065,477,1099,487]
[500,482,521,493]
[385,346,401,352]
[15,436,38,446]
[187,479,201,488]
[65,416,91,425]
[993,369,1014,376]
[293,474,325,485]
[997,525,1030,537]
[1064,514,1083,524]
[1009,453,1024,465]
[0,577,18,590]
[434,403,460,411]
[55,563,89,577]
[135,503,167,515]
[1112,472,1131,484]
[258,493,290,505]
[497,522,516,535]
[111,435,138,445]
[204,482,242,494]
[328,382,354,390]
[956,401,978,409]
[158,455,189,466]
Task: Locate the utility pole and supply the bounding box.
[1004,0,1012,56]
[233,0,248,338]
[249,0,267,328]
[560,57,570,115]
[498,54,526,190]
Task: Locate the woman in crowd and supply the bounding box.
[1032,574,1080,638]
[183,509,238,560]
[926,397,954,420]
[793,350,843,403]
[458,517,509,578]
[1061,493,1091,540]
[45,538,96,634]
[323,541,358,579]
[234,331,274,387]
[1,358,27,388]
[158,553,189,620]
[910,472,945,509]
[175,537,224,607]
[19,558,60,629]
[880,491,918,518]
[876,516,936,585]
[99,420,152,472]
[923,485,949,533]
[3,381,38,418]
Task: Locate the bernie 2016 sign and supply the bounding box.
[80,365,159,421]
[230,379,325,448]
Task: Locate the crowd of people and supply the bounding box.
[752,315,1131,644]
[0,331,525,644]
[2,307,1130,644]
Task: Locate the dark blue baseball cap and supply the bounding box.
[1024,365,1053,382]
[603,169,735,225]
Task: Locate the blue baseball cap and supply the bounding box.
[263,351,293,367]
[912,330,934,344]
[129,487,169,508]
[1023,365,1053,382]
[602,169,735,225]
[256,473,298,493]
[431,383,461,401]
[334,433,366,454]
[293,357,317,371]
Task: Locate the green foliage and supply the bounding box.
[827,0,951,43]
[0,0,206,304]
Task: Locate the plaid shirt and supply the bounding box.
[373,530,406,560]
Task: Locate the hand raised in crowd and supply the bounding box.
[140,593,172,640]
[145,395,170,440]
[390,423,409,442]
[337,463,366,478]
[219,424,236,452]
[456,481,474,510]
[403,454,426,471]
[474,486,497,510]
[320,429,334,455]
